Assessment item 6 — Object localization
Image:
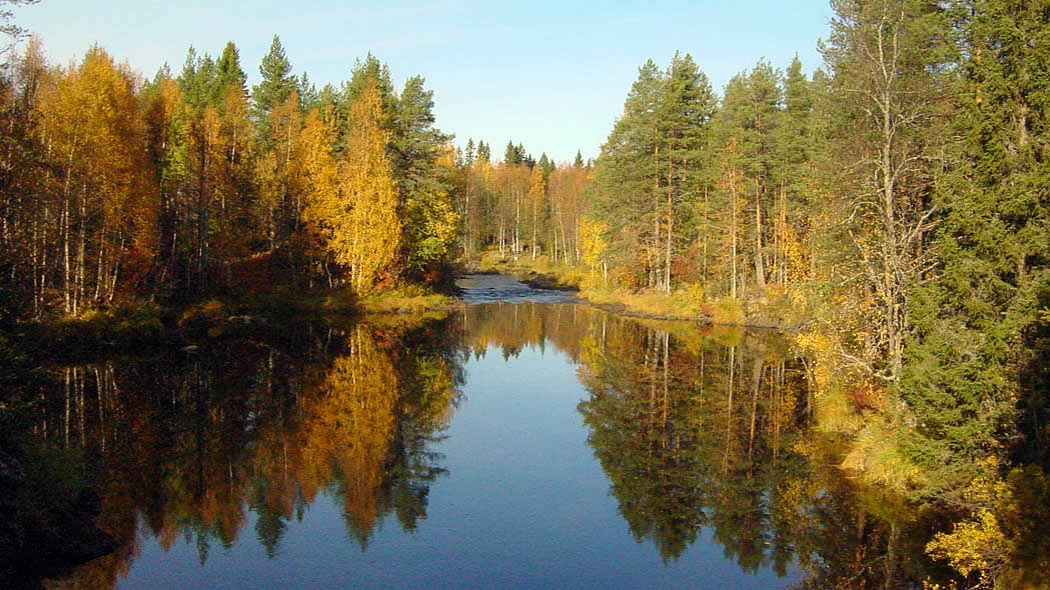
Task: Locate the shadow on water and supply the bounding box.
[5,294,1024,588]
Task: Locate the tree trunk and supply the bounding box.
[754,186,766,290]
[730,171,739,299]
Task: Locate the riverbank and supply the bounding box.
[22,286,462,355]
[463,251,806,329]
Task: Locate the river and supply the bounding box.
[19,275,951,589]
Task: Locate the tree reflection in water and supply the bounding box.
[459,303,954,588]
[28,303,962,588]
[28,317,463,589]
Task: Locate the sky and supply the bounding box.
[12,0,834,163]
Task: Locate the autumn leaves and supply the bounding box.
[296,81,400,292]
[4,37,455,318]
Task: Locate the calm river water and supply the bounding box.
[29,276,948,589]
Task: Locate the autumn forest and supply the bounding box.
[2,0,1050,588]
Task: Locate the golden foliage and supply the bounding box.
[330,79,401,291]
[299,106,341,260]
[300,326,399,532]
[927,509,1009,586]
[578,215,608,284]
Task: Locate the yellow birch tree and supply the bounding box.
[298,106,341,284]
[335,79,400,291]
[526,163,545,260]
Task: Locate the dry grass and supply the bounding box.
[359,292,459,314]
[359,283,461,315]
[581,288,700,318]
[814,383,868,435]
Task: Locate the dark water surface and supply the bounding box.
[28,277,948,589]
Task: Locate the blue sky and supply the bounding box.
[13,0,833,163]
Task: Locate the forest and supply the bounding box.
[0,0,1049,587]
[0,34,464,312]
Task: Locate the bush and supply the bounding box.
[709,297,745,325]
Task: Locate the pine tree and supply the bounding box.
[657,52,716,292]
[252,35,296,120]
[716,61,782,294]
[588,58,664,288]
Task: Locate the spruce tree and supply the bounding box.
[314,83,340,115]
[342,54,396,127]
[464,138,475,165]
[298,72,317,111]
[504,141,520,165]
[213,41,247,102]
[769,55,817,285]
[538,153,554,179]
[899,0,1050,492]
[176,46,215,111]
[392,75,458,274]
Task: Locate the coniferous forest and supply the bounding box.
[1,1,1050,588]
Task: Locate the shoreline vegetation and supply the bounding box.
[19,286,462,356]
[465,251,795,329]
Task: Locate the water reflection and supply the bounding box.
[28,319,463,589]
[460,303,949,587]
[25,303,955,588]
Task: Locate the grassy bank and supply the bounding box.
[468,250,808,329]
[24,284,461,354]
[357,285,463,315]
